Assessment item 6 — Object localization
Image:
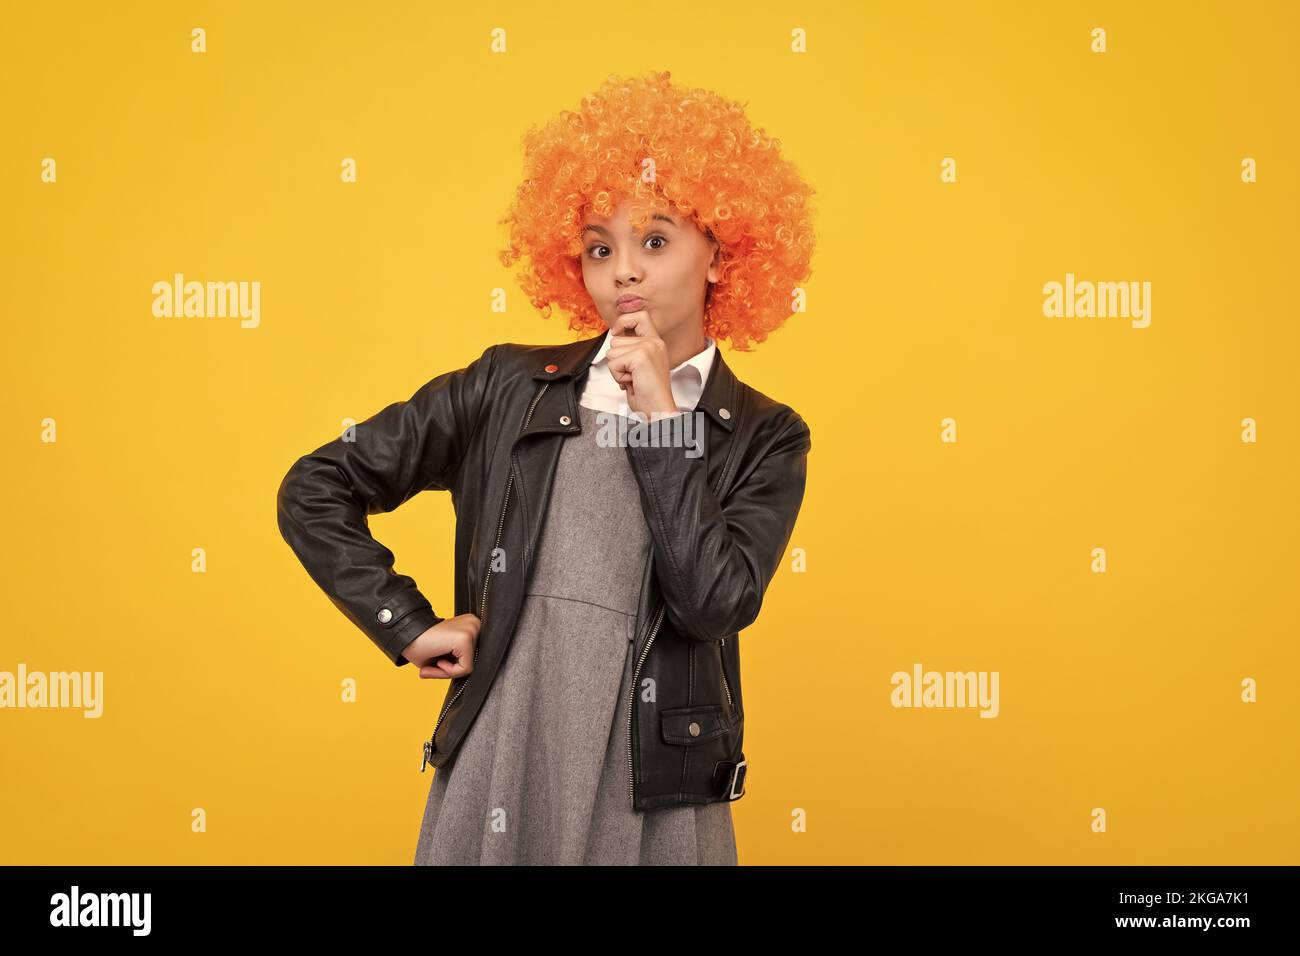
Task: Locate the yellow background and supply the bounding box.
[2,1,1296,864]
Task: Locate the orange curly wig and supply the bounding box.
[497,70,816,352]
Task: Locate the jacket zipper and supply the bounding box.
[720,637,733,709]
[626,603,666,805]
[422,381,551,772]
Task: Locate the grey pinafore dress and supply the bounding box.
[413,402,737,865]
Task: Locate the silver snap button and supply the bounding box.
[559,415,571,425]
[376,608,393,623]
[718,408,731,420]
[687,721,701,737]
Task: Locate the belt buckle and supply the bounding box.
[726,759,747,800]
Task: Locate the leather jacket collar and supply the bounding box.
[525,332,739,435]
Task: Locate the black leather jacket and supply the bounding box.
[276,333,811,811]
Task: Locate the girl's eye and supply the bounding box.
[645,234,667,250]
[588,244,610,259]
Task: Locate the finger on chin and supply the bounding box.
[613,312,651,334]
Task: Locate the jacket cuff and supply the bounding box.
[365,590,443,667]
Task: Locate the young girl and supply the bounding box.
[277,70,815,865]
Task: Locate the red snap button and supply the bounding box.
[544,364,558,373]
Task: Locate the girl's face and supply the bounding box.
[580,198,720,343]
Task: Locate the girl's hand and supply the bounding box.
[400,613,481,679]
[605,311,679,418]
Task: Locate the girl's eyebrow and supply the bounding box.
[583,213,678,236]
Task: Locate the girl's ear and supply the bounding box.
[705,228,721,284]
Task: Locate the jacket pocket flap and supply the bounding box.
[660,704,734,746]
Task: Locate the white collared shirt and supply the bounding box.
[578,329,716,416]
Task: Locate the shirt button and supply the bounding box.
[560,415,571,425]
[544,364,558,373]
[719,408,731,420]
[688,722,701,737]
[376,608,393,624]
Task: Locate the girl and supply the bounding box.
[277,70,815,865]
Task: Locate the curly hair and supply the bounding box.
[497,70,816,352]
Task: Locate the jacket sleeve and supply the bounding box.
[624,407,811,643]
[276,344,500,667]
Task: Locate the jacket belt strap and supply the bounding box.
[714,759,747,800]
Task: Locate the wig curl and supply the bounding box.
[497,70,816,351]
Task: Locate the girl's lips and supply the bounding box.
[616,297,645,313]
